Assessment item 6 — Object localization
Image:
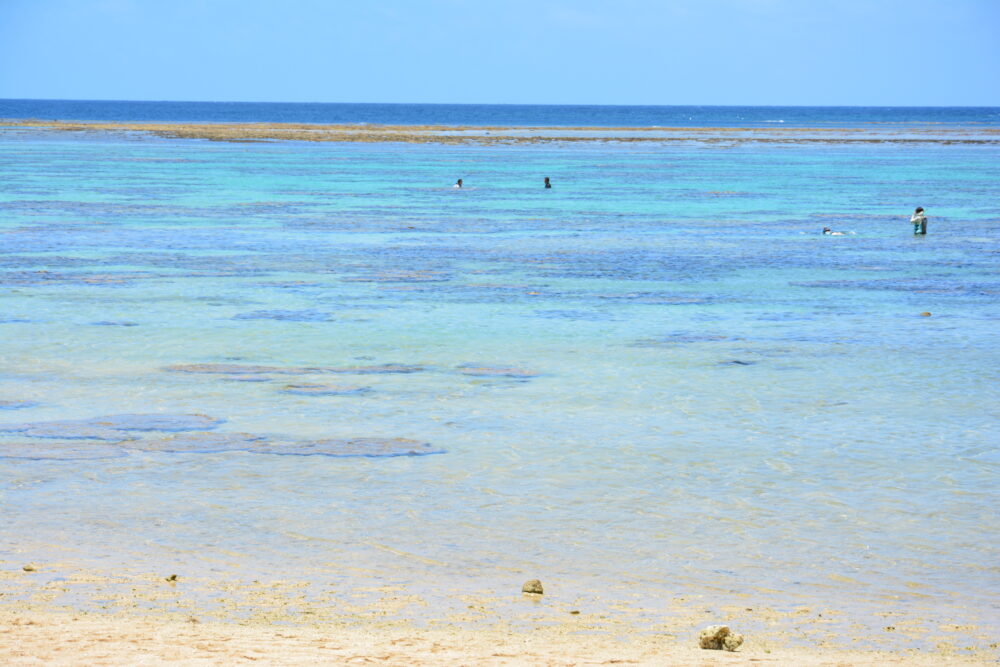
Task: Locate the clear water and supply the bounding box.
[1,116,998,644]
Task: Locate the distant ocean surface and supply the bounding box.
[1,100,998,652]
[2,98,1000,127]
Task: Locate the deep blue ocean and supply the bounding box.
[2,98,1000,127]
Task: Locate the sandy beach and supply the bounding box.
[4,612,995,666]
[2,563,996,665]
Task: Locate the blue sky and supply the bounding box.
[1,0,998,105]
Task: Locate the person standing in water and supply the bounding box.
[911,207,927,235]
[454,178,463,188]
[544,177,552,189]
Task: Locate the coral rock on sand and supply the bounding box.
[522,579,544,595]
[699,625,743,651]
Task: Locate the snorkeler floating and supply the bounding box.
[822,227,846,236]
[452,177,551,189]
[452,177,553,189]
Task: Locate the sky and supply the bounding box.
[1,0,998,106]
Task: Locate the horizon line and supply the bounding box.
[2,97,999,110]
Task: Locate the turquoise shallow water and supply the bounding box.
[1,129,998,641]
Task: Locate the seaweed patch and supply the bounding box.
[278,384,371,396]
[232,309,335,322]
[0,270,148,287]
[533,309,617,321]
[632,333,733,346]
[342,271,451,284]
[326,364,424,374]
[255,437,443,458]
[457,364,539,379]
[165,362,421,376]
[2,422,139,441]
[92,413,225,431]
[0,441,129,460]
[221,375,274,382]
[164,363,318,375]
[128,432,265,453]
[0,400,38,410]
[0,413,224,439]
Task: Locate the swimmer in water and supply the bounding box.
[454,178,463,188]
[911,207,927,235]
[544,177,551,189]
[822,227,846,236]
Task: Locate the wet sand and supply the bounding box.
[2,119,998,145]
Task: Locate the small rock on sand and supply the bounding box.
[724,633,745,651]
[521,579,544,595]
[22,564,36,572]
[699,625,743,651]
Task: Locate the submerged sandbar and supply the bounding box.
[3,119,998,145]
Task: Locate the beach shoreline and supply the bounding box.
[2,562,996,665]
[2,610,994,666]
